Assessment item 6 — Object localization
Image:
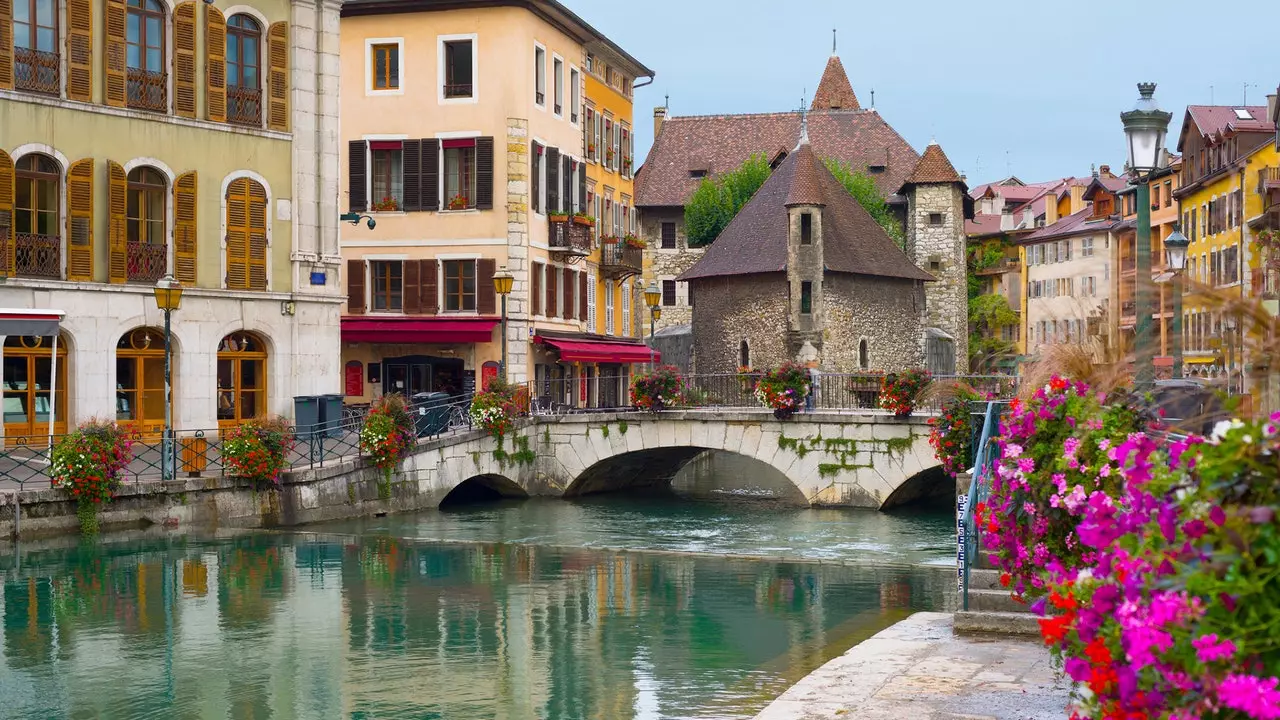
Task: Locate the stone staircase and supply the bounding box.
[953,567,1042,637]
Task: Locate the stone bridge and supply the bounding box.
[286,411,944,516]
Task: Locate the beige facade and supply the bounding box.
[1022,227,1115,359]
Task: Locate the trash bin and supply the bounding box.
[320,394,344,438]
[411,391,454,437]
[293,395,321,439]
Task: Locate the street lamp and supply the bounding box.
[339,212,377,230]
[153,274,184,481]
[644,281,661,369]
[492,265,515,383]
[1120,82,1173,390]
[1164,224,1189,379]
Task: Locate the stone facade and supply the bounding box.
[690,275,792,372]
[905,183,969,370]
[640,209,701,331]
[505,118,532,384]
[825,275,927,372]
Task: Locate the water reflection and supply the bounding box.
[0,532,952,719]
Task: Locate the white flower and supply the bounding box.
[1209,419,1245,444]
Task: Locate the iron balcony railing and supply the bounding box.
[15,233,62,279]
[443,83,472,99]
[600,241,642,278]
[548,216,593,255]
[227,85,262,126]
[127,241,167,284]
[127,68,168,112]
[14,47,60,95]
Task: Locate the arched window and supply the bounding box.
[2,333,68,440]
[125,0,167,111]
[13,154,60,279]
[226,15,262,126]
[116,327,167,437]
[858,339,869,370]
[126,167,167,283]
[217,331,267,427]
[225,178,268,290]
[12,0,60,94]
[739,340,750,370]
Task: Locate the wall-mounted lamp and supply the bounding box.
[280,300,296,316]
[340,212,377,230]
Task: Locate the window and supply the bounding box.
[569,68,580,124]
[662,279,676,307]
[226,15,262,126]
[604,116,614,169]
[116,327,166,433]
[1164,181,1172,207]
[530,142,544,214]
[585,107,596,159]
[2,334,69,438]
[126,167,167,283]
[621,280,631,336]
[444,141,477,210]
[1081,237,1093,257]
[442,38,473,99]
[800,212,813,245]
[1151,184,1160,208]
[216,331,267,427]
[369,260,402,311]
[858,339,869,370]
[13,154,60,279]
[740,341,751,369]
[372,43,399,90]
[534,45,545,106]
[553,56,563,116]
[443,259,476,312]
[12,0,59,94]
[604,279,615,335]
[126,0,167,111]
[928,212,944,226]
[800,281,812,314]
[370,142,403,211]
[1224,244,1239,284]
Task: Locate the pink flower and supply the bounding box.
[1217,674,1280,719]
[1191,633,1236,663]
[1003,443,1024,459]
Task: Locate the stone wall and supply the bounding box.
[689,274,792,373]
[825,275,926,372]
[505,118,532,383]
[639,208,702,331]
[906,183,969,368]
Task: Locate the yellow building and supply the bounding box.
[1173,104,1278,399]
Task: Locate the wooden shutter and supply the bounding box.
[173,171,197,284]
[246,180,268,289]
[421,259,438,315]
[0,0,11,90]
[562,267,573,320]
[401,139,421,211]
[206,6,227,122]
[225,178,250,288]
[103,0,127,106]
[0,150,12,275]
[545,265,557,318]
[546,147,560,212]
[477,258,496,315]
[475,137,494,210]
[346,259,364,314]
[422,139,440,211]
[562,157,572,214]
[107,161,127,283]
[578,272,587,321]
[65,0,93,101]
[173,2,196,117]
[403,258,421,314]
[347,140,366,212]
[530,142,541,214]
[531,262,542,316]
[577,166,586,215]
[65,159,94,280]
[267,22,289,131]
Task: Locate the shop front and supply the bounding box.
[531,333,657,411]
[340,316,500,406]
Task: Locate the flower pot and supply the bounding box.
[549,214,569,223]
[773,408,795,421]
[572,215,593,226]
[652,398,665,413]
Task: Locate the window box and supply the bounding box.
[549,216,592,255]
[548,212,569,223]
[372,197,401,212]
[447,195,470,211]
[572,213,595,227]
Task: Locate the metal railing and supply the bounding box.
[960,400,1008,610]
[126,241,167,283]
[680,373,1018,412]
[548,217,593,255]
[14,47,60,95]
[15,232,61,278]
[227,85,262,126]
[600,241,643,277]
[127,68,167,112]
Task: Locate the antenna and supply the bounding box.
[870,88,875,109]
[1210,85,1214,105]
[832,28,837,54]
[664,94,669,110]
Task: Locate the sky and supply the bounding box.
[574,0,1275,186]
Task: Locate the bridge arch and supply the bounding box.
[566,448,807,503]
[441,473,529,507]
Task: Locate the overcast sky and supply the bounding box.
[579,0,1275,185]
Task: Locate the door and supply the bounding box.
[116,328,167,440]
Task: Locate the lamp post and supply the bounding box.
[644,281,661,369]
[1164,224,1190,379]
[492,266,515,383]
[1120,82,1173,390]
[153,274,184,481]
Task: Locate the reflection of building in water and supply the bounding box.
[879,577,912,609]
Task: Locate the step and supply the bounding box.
[953,610,1043,639]
[966,588,1030,614]
[964,568,1006,591]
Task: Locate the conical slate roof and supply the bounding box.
[784,142,826,206]
[902,141,963,186]
[810,55,860,111]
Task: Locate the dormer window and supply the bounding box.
[689,169,707,180]
[868,165,886,174]
[800,212,813,245]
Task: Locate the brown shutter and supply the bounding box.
[173,2,196,117]
[530,142,541,214]
[562,268,573,320]
[546,265,557,318]
[103,0,126,107]
[225,178,250,288]
[422,139,440,211]
[421,259,438,315]
[107,161,127,283]
[347,140,366,212]
[546,147,560,212]
[65,0,93,101]
[531,262,542,316]
[477,258,496,315]
[0,0,11,90]
[475,137,494,210]
[0,149,13,276]
[205,6,227,122]
[562,156,573,214]
[247,180,268,290]
[346,259,365,314]
[403,257,421,314]
[578,271,587,321]
[173,171,197,284]
[266,22,289,131]
[401,139,421,211]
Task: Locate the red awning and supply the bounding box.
[342,316,500,344]
[536,336,658,364]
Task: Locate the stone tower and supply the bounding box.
[784,127,827,362]
[901,142,970,373]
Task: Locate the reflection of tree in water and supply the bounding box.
[217,536,288,629]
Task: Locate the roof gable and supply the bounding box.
[810,55,860,111]
[901,142,963,188]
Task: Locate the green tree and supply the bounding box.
[823,160,906,250]
[966,239,1019,371]
[684,153,772,247]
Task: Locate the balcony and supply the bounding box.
[14,47,60,95]
[600,240,642,279]
[443,83,473,99]
[548,216,592,259]
[1258,167,1280,194]
[975,257,1020,276]
[126,241,167,284]
[15,233,61,279]
[227,85,262,126]
[127,68,168,112]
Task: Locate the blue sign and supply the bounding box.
[310,271,327,286]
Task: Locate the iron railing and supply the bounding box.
[227,85,262,126]
[600,241,642,278]
[127,68,167,112]
[548,217,593,255]
[960,400,1008,610]
[14,47,60,95]
[127,241,167,283]
[15,233,61,279]
[680,373,1018,412]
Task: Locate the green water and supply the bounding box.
[0,498,956,719]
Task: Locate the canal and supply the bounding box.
[0,494,956,719]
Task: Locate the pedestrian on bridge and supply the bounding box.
[806,362,821,412]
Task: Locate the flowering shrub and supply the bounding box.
[879,369,931,416]
[754,363,810,420]
[359,394,416,499]
[50,420,134,535]
[222,417,294,490]
[470,378,524,439]
[927,386,980,477]
[630,366,683,412]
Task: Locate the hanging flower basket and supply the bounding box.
[879,369,931,417]
[222,417,295,491]
[358,394,416,499]
[753,362,810,419]
[50,420,135,536]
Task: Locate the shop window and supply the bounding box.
[217,331,267,427]
[2,333,68,440]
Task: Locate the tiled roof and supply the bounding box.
[1020,208,1118,243]
[784,142,826,206]
[677,149,934,283]
[901,142,963,187]
[965,213,1005,236]
[635,110,919,208]
[1178,105,1275,151]
[810,55,860,111]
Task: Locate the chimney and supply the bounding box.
[654,106,668,139]
[1268,93,1278,123]
[1099,164,1113,178]
[1045,196,1058,226]
[1070,185,1086,214]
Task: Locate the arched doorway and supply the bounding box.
[217,331,267,428]
[116,327,167,437]
[2,334,68,440]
